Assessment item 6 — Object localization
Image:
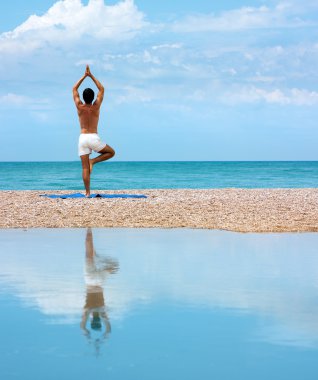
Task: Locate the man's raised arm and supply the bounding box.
[73,72,87,107]
[86,66,104,107]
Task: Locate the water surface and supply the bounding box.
[1,161,318,190]
[1,228,318,379]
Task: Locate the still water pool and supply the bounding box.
[0,228,318,379]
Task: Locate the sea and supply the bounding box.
[0,161,318,190]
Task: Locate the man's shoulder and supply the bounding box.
[78,103,99,108]
[92,102,102,111]
[76,102,84,109]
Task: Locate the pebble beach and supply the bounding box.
[1,189,318,232]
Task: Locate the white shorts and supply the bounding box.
[78,133,106,156]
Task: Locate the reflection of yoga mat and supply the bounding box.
[40,193,147,199]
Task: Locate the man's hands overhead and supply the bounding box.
[85,65,92,78]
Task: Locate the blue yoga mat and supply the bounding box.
[40,193,147,199]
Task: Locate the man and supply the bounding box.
[73,65,115,197]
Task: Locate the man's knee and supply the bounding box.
[105,145,115,157]
[107,145,115,157]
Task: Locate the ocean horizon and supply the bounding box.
[1,161,318,191]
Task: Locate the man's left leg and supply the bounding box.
[80,154,91,197]
[90,145,115,173]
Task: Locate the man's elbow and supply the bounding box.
[73,88,80,99]
[98,88,104,98]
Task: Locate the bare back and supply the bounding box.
[77,103,101,134]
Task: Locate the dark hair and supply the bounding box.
[83,88,95,104]
[91,312,102,331]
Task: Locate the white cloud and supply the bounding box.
[248,73,283,83]
[172,3,313,33]
[113,85,154,104]
[0,0,317,113]
[75,59,95,66]
[0,93,31,106]
[0,0,146,54]
[152,43,183,50]
[30,111,50,122]
[223,87,318,106]
[0,93,51,114]
[143,50,161,65]
[223,68,237,76]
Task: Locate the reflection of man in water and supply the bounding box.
[81,228,118,345]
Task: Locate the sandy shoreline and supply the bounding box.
[1,189,318,232]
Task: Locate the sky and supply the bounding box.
[0,0,318,161]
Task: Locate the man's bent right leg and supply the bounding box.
[90,145,115,173]
[80,154,91,197]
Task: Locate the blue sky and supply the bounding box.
[0,0,318,161]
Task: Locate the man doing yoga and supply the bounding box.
[73,65,115,197]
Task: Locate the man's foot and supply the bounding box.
[85,192,90,198]
[89,159,94,174]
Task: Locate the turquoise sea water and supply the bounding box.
[1,228,318,379]
[1,161,318,190]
